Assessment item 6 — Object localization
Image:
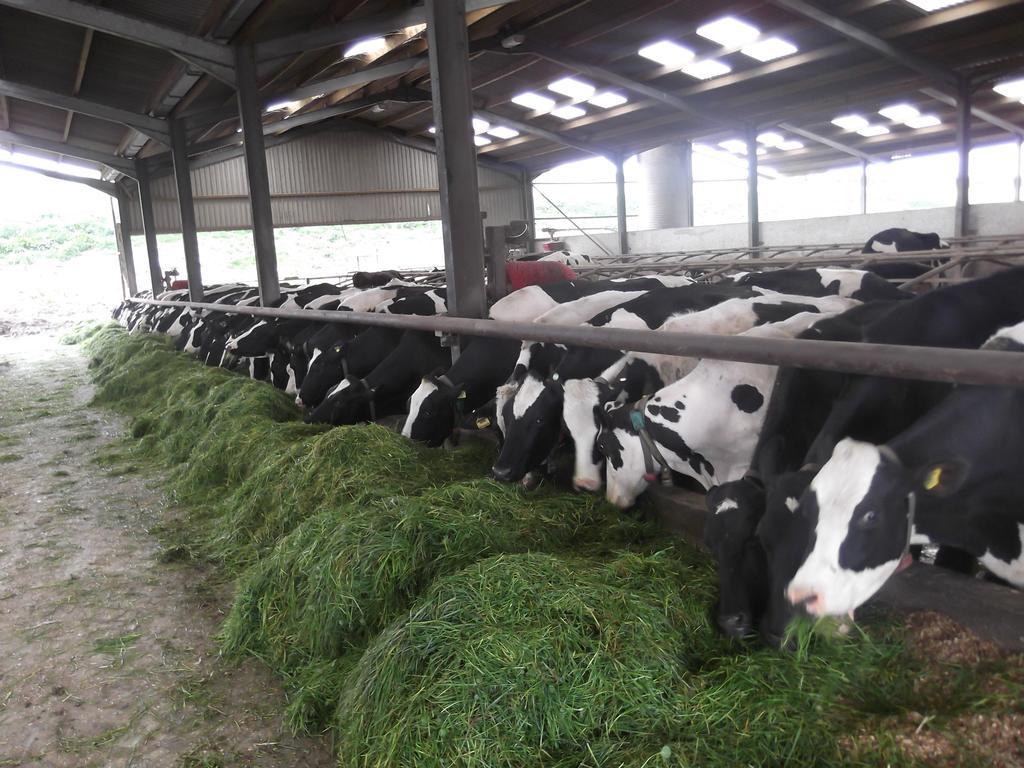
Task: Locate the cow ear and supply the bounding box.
[916,458,970,497]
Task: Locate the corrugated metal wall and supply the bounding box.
[125,129,525,234]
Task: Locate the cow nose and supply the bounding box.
[717,611,752,639]
[787,587,824,616]
[573,476,602,493]
[295,396,305,409]
[490,465,512,482]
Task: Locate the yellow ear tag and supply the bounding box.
[923,467,942,490]
[475,416,491,429]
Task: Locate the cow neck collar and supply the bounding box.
[436,374,467,431]
[904,491,916,558]
[629,397,673,487]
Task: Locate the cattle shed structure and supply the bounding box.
[1,0,1023,311]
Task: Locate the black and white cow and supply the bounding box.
[305,330,450,425]
[784,320,1024,618]
[296,326,404,409]
[862,228,948,254]
[861,228,949,280]
[487,275,693,323]
[489,282,809,484]
[402,335,522,446]
[733,267,912,301]
[563,294,860,493]
[703,301,902,642]
[597,310,853,510]
[725,267,1024,643]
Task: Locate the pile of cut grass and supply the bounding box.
[333,550,1017,768]
[85,326,1022,767]
[220,480,655,728]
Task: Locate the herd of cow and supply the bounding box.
[113,233,1024,648]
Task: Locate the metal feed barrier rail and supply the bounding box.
[128,287,1024,390]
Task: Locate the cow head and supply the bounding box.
[297,343,347,409]
[490,373,566,483]
[562,377,613,492]
[754,469,818,648]
[226,320,277,357]
[403,371,462,446]
[598,403,650,509]
[703,478,769,639]
[305,377,376,425]
[785,438,966,618]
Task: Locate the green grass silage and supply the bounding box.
[85,325,1022,767]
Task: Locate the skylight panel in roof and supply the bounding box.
[857,125,890,137]
[487,126,520,140]
[474,135,492,147]
[265,99,299,112]
[588,91,629,109]
[777,140,804,151]
[878,104,919,122]
[718,139,748,154]
[993,77,1024,99]
[741,38,798,62]
[638,40,695,67]
[756,147,767,156]
[903,114,941,129]
[427,126,436,134]
[681,59,731,80]
[697,16,760,47]
[902,0,969,11]
[832,114,869,131]
[344,37,387,58]
[756,131,784,146]
[472,117,490,134]
[511,91,556,112]
[550,105,586,120]
[759,166,781,178]
[548,77,595,99]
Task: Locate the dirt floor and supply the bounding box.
[0,334,334,768]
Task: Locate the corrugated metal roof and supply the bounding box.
[0,0,1022,186]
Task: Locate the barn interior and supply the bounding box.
[1,1,1024,766]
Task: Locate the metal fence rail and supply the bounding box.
[128,296,1024,389]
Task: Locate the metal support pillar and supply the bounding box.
[235,43,281,306]
[112,190,137,297]
[485,225,509,300]
[169,118,204,301]
[614,154,629,255]
[954,78,971,238]
[425,0,486,321]
[135,160,163,297]
[746,126,760,249]
[521,168,535,239]
[681,141,694,228]
[860,159,868,215]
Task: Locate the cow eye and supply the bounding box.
[858,509,878,527]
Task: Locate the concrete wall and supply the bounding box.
[558,201,1024,255]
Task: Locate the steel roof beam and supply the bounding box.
[0,157,116,194]
[0,0,236,83]
[776,122,878,161]
[0,128,134,175]
[0,78,169,142]
[769,0,959,87]
[920,87,1024,137]
[62,27,93,142]
[255,0,511,62]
